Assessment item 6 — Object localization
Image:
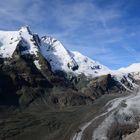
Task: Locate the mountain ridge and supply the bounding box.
[0,26,135,78]
[0,26,139,108]
[0,26,112,78]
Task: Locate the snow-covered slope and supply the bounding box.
[118,63,140,73]
[0,30,19,58]
[40,36,79,72]
[18,26,39,56]
[71,51,111,76]
[0,26,39,58]
[40,36,111,77]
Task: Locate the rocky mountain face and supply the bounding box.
[0,26,139,109]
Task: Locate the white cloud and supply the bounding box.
[0,0,47,25]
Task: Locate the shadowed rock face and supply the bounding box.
[0,46,52,108]
[0,71,19,106]
[0,42,95,108]
[74,74,125,101]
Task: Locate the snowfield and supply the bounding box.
[0,30,19,58]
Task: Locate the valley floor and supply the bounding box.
[0,93,124,140]
[72,91,140,140]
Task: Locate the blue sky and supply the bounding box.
[0,0,140,69]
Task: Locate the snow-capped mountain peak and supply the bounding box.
[0,27,112,77]
[0,26,39,58]
[18,26,39,56]
[41,36,79,72]
[1,26,140,82]
[40,36,111,77]
[19,26,32,34]
[118,63,140,73]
